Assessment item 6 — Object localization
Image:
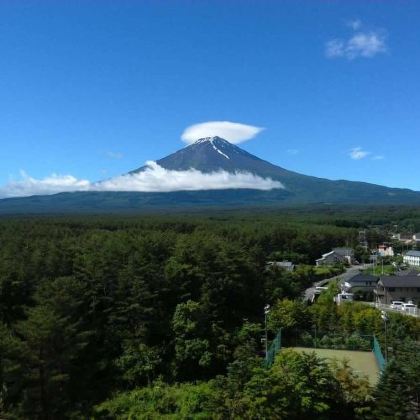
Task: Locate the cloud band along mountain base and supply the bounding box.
[0,162,283,198]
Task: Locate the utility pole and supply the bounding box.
[264,304,270,362]
[381,311,389,362]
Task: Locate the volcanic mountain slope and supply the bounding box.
[131,136,420,204]
[0,136,420,214]
[132,136,295,176]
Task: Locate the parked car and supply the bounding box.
[402,302,417,314]
[390,301,405,310]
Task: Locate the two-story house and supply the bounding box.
[403,250,420,267]
[341,273,379,300]
[374,275,420,304]
[377,244,394,257]
[316,248,354,266]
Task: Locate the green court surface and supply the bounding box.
[292,347,380,386]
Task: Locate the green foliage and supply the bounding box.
[172,300,214,379]
[0,210,419,417]
[242,349,343,419]
[373,360,413,419]
[93,380,215,419]
[371,340,420,418]
[0,322,25,417]
[15,276,92,418]
[363,264,396,276]
[329,359,374,418]
[115,342,161,387]
[95,349,374,420]
[268,298,310,332]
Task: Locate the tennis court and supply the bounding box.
[292,347,380,386]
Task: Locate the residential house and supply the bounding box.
[341,273,379,300]
[397,233,414,245]
[316,247,354,266]
[377,244,394,258]
[396,269,420,277]
[403,250,420,267]
[413,233,420,242]
[374,275,420,305]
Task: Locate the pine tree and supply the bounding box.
[16,277,91,419]
[373,360,413,420]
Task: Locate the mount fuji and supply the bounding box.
[1,136,420,213]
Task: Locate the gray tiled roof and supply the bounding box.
[396,269,420,277]
[405,250,420,257]
[346,274,378,284]
[333,248,354,256]
[380,275,420,288]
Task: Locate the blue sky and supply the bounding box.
[1,0,420,195]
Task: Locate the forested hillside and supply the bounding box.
[0,209,419,418]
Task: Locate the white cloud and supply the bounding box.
[181,121,264,144]
[0,162,283,198]
[347,19,362,31]
[286,149,299,155]
[347,32,387,58]
[0,171,91,198]
[95,162,283,192]
[326,29,387,60]
[105,151,124,159]
[372,155,385,160]
[349,147,370,160]
[325,39,346,58]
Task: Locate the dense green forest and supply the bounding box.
[0,207,420,418]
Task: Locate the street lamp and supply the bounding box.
[264,304,270,361]
[381,310,389,361]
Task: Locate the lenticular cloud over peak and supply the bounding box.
[181,121,264,145]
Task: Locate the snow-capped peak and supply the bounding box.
[194,136,219,144]
[193,137,230,159]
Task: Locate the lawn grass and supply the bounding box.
[362,265,395,276]
[292,347,380,386]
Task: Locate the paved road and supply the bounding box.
[362,301,420,318]
[304,265,368,302]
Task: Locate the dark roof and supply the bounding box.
[396,269,420,277]
[380,275,420,288]
[400,234,413,239]
[333,247,354,256]
[405,250,420,257]
[346,274,379,284]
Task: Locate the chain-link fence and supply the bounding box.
[264,329,387,372]
[265,329,282,368]
[373,335,386,371]
[282,330,373,351]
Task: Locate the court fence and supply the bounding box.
[372,335,386,372]
[264,329,282,368]
[264,329,387,372]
